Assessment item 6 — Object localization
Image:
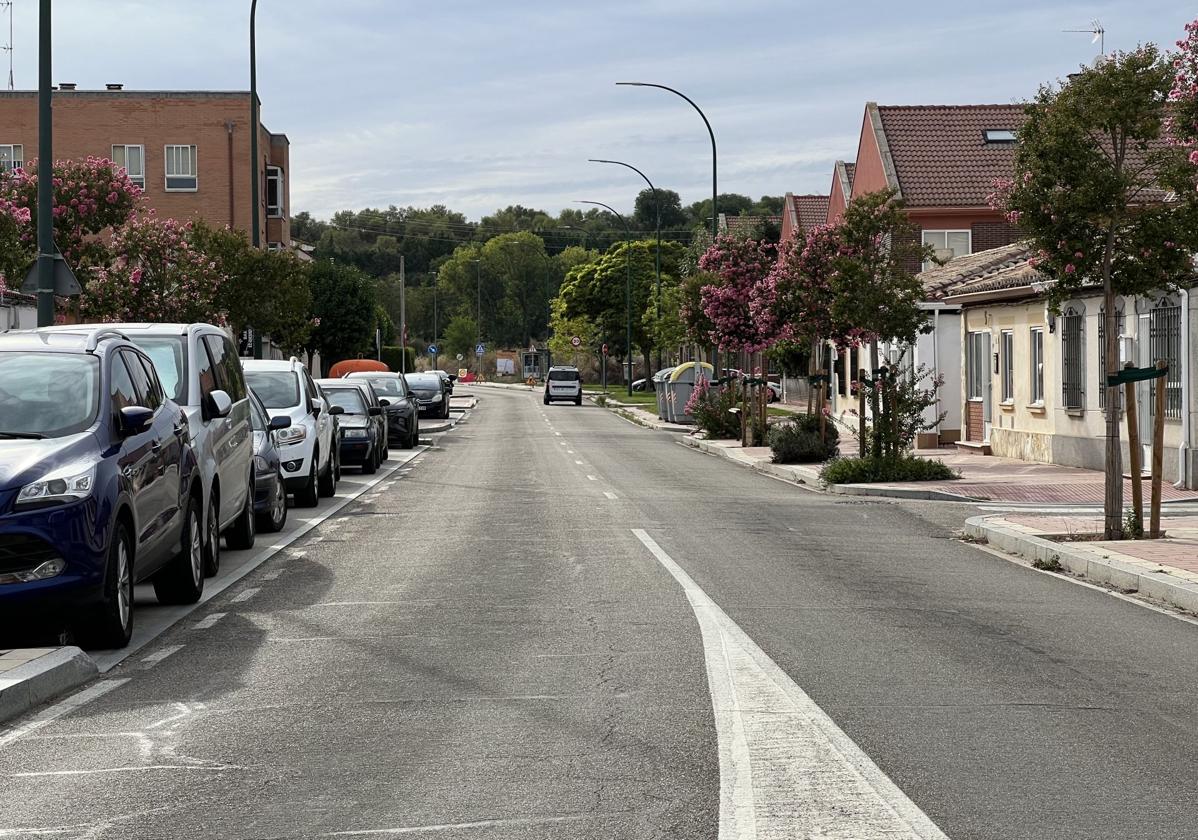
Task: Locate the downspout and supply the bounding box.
[226,121,236,228]
[1176,287,1191,489]
[933,307,941,447]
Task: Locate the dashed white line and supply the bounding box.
[140,645,184,666]
[262,569,283,581]
[575,460,585,465]
[586,475,598,481]
[603,491,618,500]
[631,529,950,839]
[0,680,130,750]
[192,612,227,630]
[230,588,259,604]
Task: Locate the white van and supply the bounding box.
[544,366,582,406]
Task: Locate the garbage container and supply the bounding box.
[653,367,675,419]
[665,362,714,424]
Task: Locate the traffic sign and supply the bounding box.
[601,343,608,355]
[475,343,485,357]
[456,353,463,361]
[427,344,438,355]
[571,336,581,348]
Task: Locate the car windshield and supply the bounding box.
[405,374,440,389]
[324,388,367,415]
[359,376,406,397]
[549,370,579,381]
[246,371,300,408]
[0,352,100,438]
[129,336,187,402]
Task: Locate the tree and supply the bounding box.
[697,233,777,352]
[633,188,687,230]
[82,216,225,324]
[685,193,754,228]
[308,260,378,371]
[758,224,856,357]
[996,44,1198,539]
[443,314,477,357]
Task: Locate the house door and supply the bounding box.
[980,332,993,441]
[967,331,992,442]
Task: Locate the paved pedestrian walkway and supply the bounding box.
[1000,513,1198,569]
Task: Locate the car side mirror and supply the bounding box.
[378,398,391,407]
[368,406,383,416]
[118,405,155,436]
[328,405,345,416]
[448,375,458,382]
[268,415,291,431]
[311,397,324,417]
[209,389,233,419]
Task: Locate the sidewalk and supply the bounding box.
[0,647,97,725]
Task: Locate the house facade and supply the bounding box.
[0,87,290,250]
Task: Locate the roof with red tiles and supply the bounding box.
[791,194,830,234]
[872,104,1027,207]
[919,241,1034,299]
[721,214,782,234]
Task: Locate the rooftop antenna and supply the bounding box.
[1064,18,1105,57]
[1,1,11,90]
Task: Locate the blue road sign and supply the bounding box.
[428,344,439,355]
[475,343,485,356]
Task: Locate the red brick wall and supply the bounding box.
[966,400,984,442]
[971,220,1021,251]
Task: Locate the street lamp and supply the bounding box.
[616,81,717,377]
[577,200,633,397]
[34,0,53,327]
[588,158,662,373]
[472,257,482,379]
[248,0,263,357]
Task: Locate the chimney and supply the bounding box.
[106,83,123,91]
[58,82,76,90]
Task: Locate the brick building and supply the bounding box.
[0,86,290,249]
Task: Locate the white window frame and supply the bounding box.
[265,165,284,218]
[966,331,988,401]
[1000,330,1014,404]
[164,144,198,192]
[922,229,972,271]
[111,144,145,189]
[0,143,24,173]
[1030,327,1045,405]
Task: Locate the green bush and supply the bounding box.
[380,345,417,373]
[819,455,957,484]
[769,414,839,463]
[687,380,741,439]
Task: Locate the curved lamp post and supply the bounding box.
[577,200,633,397]
[588,158,662,372]
[616,81,717,378]
[248,0,263,356]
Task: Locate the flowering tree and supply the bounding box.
[81,216,226,324]
[697,233,776,352]
[1169,17,1198,162]
[997,43,1198,539]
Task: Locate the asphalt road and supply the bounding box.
[1,387,1197,839]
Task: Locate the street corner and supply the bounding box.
[0,647,99,726]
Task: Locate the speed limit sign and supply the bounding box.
[571,336,581,348]
[601,343,608,355]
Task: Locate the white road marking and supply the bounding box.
[586,475,598,481]
[575,460,585,465]
[140,645,184,666]
[554,432,562,437]
[631,529,950,840]
[319,814,615,836]
[603,491,618,500]
[230,588,259,604]
[566,449,575,454]
[11,764,236,778]
[192,612,226,630]
[0,680,130,750]
[262,569,283,581]
[290,550,307,559]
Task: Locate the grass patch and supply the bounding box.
[1033,556,1064,572]
[820,455,957,484]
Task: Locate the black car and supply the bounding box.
[346,372,419,449]
[248,389,290,533]
[404,372,451,419]
[318,379,388,473]
[432,369,455,396]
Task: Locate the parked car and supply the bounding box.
[316,379,387,474]
[544,366,583,405]
[248,389,290,533]
[632,377,652,392]
[243,358,342,508]
[344,372,420,449]
[431,369,455,395]
[65,323,257,577]
[766,381,782,403]
[0,327,205,649]
[404,372,452,419]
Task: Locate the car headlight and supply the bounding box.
[343,428,368,439]
[275,425,307,444]
[429,393,443,403]
[254,455,270,473]
[16,465,96,509]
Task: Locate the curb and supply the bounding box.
[965,515,1198,614]
[0,647,98,726]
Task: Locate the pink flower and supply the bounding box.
[1065,264,1076,274]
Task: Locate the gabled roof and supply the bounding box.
[919,241,1036,299]
[871,103,1027,207]
[788,194,829,235]
[720,213,781,235]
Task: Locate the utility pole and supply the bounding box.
[35,0,53,327]
[2,1,14,91]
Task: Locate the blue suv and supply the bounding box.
[0,328,205,649]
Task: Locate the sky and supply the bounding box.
[6,1,1192,221]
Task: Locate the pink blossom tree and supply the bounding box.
[696,233,776,352]
[1168,17,1198,164]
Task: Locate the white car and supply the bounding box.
[544,366,582,405]
[43,322,257,576]
[243,358,342,507]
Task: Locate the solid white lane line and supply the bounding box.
[0,680,130,750]
[631,529,950,840]
[318,814,614,836]
[230,588,259,604]
[192,612,227,630]
[603,491,618,500]
[139,645,184,666]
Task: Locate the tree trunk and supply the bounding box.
[1102,270,1124,539]
[869,339,882,459]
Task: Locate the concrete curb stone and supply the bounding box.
[0,646,98,725]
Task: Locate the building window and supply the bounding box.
[1030,328,1045,404]
[983,129,1018,144]
[266,242,283,252]
[111,144,145,189]
[966,331,989,400]
[266,165,284,218]
[0,144,23,173]
[1097,304,1125,410]
[1000,330,1014,403]
[922,230,971,271]
[1149,296,1182,420]
[164,145,197,191]
[1061,306,1085,410]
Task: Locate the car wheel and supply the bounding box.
[543,396,549,405]
[442,401,451,419]
[334,448,342,483]
[362,444,378,474]
[295,455,319,508]
[575,396,582,406]
[225,476,256,551]
[318,449,337,497]
[258,471,288,533]
[203,493,221,577]
[154,495,205,606]
[76,518,136,649]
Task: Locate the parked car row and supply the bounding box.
[0,324,458,650]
